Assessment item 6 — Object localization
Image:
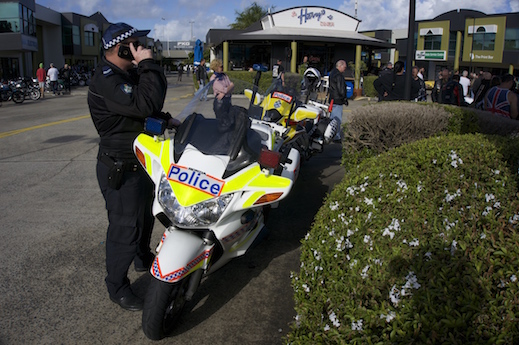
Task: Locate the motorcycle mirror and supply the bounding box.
[144,117,166,136]
[253,64,268,73]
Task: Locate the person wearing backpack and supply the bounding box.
[440,74,464,106]
[432,68,449,103]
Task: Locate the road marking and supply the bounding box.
[0,115,90,139]
[168,93,193,101]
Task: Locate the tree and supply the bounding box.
[229,2,273,30]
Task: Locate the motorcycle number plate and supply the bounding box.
[167,164,224,197]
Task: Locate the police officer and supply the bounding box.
[88,22,176,311]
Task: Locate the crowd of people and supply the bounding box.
[34,62,92,97]
[373,61,518,119]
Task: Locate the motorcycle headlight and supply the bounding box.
[157,173,232,227]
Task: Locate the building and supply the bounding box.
[0,0,161,80]
[395,9,519,80]
[0,0,38,79]
[206,6,394,94]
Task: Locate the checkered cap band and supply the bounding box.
[102,28,138,50]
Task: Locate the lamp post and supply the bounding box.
[162,18,170,57]
[404,0,416,100]
[189,21,195,41]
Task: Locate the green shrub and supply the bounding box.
[341,102,480,170]
[363,75,378,98]
[288,133,519,344]
[197,71,302,95]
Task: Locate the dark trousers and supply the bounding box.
[96,159,155,298]
[213,97,232,127]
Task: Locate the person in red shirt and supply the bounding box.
[36,63,46,98]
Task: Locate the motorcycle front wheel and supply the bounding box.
[29,89,40,101]
[142,277,189,340]
[11,91,25,103]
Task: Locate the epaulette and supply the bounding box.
[102,65,114,77]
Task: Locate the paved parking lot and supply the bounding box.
[0,74,365,344]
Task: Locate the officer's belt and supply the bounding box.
[99,152,139,172]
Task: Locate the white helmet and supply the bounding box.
[303,67,321,89]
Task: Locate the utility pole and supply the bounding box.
[404,0,416,100]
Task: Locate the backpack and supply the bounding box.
[441,81,459,105]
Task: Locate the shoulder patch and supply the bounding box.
[102,65,114,77]
[121,84,133,94]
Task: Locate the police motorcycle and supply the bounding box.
[244,65,339,162]
[135,78,300,340]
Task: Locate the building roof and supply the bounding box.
[207,6,394,49]
[240,26,393,47]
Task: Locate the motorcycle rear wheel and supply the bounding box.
[142,277,189,340]
[11,91,24,103]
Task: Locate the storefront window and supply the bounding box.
[73,26,81,45]
[424,35,442,50]
[448,31,462,57]
[473,27,495,51]
[505,28,519,51]
[84,31,94,46]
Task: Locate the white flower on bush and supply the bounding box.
[485,193,495,203]
[364,197,374,207]
[329,311,340,328]
[390,271,421,306]
[302,283,310,293]
[329,201,340,211]
[511,275,517,282]
[380,311,396,322]
[417,182,423,193]
[351,319,363,331]
[324,324,330,331]
[361,265,370,279]
[449,150,463,168]
[408,238,419,247]
[450,240,457,256]
[424,252,432,260]
[382,218,401,239]
[444,188,462,203]
[444,218,458,231]
[397,180,408,192]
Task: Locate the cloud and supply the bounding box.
[338,0,514,30]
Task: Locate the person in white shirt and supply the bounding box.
[459,70,471,97]
[47,63,60,95]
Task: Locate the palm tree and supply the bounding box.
[229,2,273,30]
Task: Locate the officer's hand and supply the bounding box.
[167,118,181,129]
[130,43,153,65]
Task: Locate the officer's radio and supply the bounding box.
[118,45,134,61]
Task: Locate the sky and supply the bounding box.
[35,0,519,42]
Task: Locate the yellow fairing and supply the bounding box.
[263,96,292,115]
[292,107,319,122]
[135,134,162,176]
